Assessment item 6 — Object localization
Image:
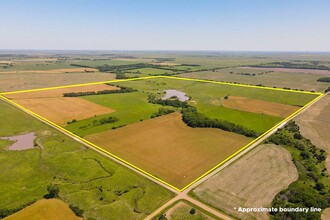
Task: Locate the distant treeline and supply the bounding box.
[147,94,258,138]
[63,86,137,97]
[317,77,330,83]
[248,62,330,70]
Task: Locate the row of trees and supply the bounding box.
[147,95,259,138]
[249,61,330,70]
[181,107,259,138]
[151,107,175,118]
[63,86,137,97]
[317,77,330,83]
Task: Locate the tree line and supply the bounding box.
[63,86,137,97]
[147,95,259,138]
[317,77,330,83]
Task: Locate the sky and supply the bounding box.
[0,0,329,51]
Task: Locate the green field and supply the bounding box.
[65,92,162,136]
[106,78,318,133]
[0,100,173,220]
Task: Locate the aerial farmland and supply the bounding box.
[1,1,330,219]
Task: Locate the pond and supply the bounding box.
[0,132,36,151]
[162,90,189,102]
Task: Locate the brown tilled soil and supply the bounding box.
[86,112,252,189]
[222,95,299,118]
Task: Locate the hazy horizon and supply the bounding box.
[1,0,329,51]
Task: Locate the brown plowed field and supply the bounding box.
[222,96,300,118]
[86,112,251,189]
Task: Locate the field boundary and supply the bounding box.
[0,76,324,192]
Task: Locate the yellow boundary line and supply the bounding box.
[0,76,324,192]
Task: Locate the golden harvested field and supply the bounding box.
[193,144,298,220]
[0,72,116,92]
[86,113,252,189]
[4,199,81,220]
[222,95,300,118]
[10,97,115,126]
[295,94,330,170]
[6,84,117,126]
[322,208,330,220]
[0,67,98,74]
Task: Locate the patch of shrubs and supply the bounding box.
[151,107,175,118]
[148,94,190,108]
[43,184,60,199]
[69,204,84,217]
[268,121,330,219]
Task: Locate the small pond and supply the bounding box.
[162,90,189,102]
[0,132,36,151]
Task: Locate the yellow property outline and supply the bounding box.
[0,76,324,192]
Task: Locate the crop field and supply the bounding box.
[0,100,174,220]
[0,72,116,92]
[4,199,81,220]
[192,144,298,220]
[222,96,300,118]
[6,84,118,126]
[1,76,320,191]
[181,67,330,92]
[86,113,252,188]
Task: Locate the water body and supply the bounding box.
[162,90,189,102]
[0,132,36,151]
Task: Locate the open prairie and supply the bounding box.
[86,113,252,189]
[4,199,81,220]
[222,95,300,117]
[192,144,298,220]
